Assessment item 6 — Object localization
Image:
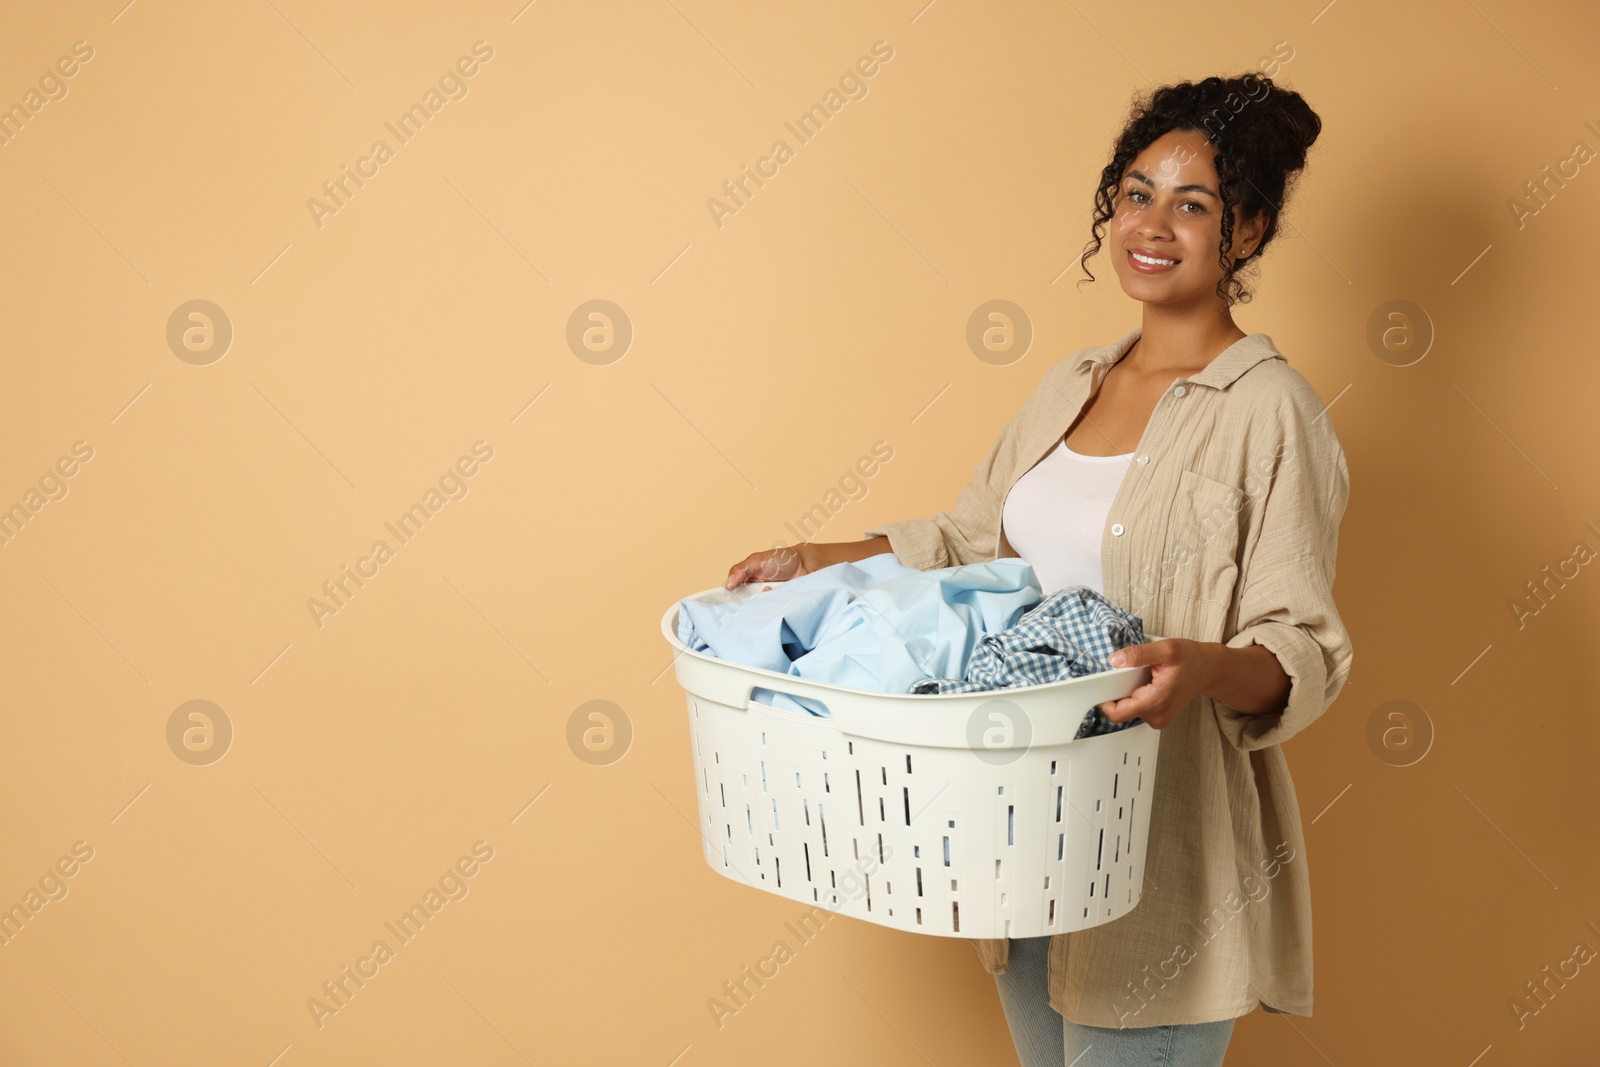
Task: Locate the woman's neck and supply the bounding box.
[1129,304,1248,375]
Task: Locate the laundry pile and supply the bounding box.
[676,554,1147,739]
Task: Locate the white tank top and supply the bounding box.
[1001,439,1133,596]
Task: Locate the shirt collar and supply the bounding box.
[1074,327,1284,391]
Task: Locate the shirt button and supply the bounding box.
[1136,454,1149,466]
[1173,383,1187,398]
[1111,522,1125,536]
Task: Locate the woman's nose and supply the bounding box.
[1138,219,1175,242]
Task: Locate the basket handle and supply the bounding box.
[749,684,833,717]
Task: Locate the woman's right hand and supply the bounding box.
[725,543,830,590]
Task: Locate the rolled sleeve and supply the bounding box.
[861,515,962,572]
[1213,399,1354,752]
[1218,620,1343,750]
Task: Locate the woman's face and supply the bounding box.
[1108,128,1267,309]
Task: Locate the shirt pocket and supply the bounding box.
[1161,468,1245,628]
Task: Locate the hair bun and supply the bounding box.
[1274,90,1321,156]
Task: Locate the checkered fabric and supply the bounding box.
[908,585,1147,739]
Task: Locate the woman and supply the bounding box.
[724,73,1351,1067]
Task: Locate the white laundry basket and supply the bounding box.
[661,582,1163,940]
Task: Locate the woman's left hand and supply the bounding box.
[1096,638,1214,730]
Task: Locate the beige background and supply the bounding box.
[1,0,1596,1063]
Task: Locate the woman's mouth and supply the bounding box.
[1127,248,1180,273]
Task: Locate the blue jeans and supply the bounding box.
[995,935,1237,1066]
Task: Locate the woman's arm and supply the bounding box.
[1195,641,1291,716]
[803,536,893,569]
[1100,637,1291,729]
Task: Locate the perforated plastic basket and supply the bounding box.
[661,582,1162,939]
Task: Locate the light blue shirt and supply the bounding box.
[679,554,1043,715]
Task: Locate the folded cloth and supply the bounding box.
[677,554,1043,715]
[908,585,1148,739]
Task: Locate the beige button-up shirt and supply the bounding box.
[863,327,1353,1027]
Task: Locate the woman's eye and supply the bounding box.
[1123,189,1203,213]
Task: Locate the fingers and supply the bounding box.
[1111,638,1180,668]
[1102,682,1158,722]
[726,549,785,589]
[744,556,774,585]
[1104,697,1158,727]
[725,557,758,589]
[1100,696,1137,723]
[1104,700,1132,723]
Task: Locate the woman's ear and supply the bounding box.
[1235,209,1271,262]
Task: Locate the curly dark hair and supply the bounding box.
[1076,73,1322,307]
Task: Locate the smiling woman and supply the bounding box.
[720,72,1348,1067]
